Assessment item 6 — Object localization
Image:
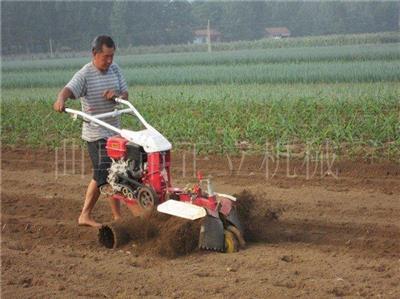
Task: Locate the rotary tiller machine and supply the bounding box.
[65,98,245,253]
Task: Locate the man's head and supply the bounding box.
[91,35,116,72]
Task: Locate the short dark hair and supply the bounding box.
[91,35,116,53]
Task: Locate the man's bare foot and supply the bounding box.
[78,215,101,228]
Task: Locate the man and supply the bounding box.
[54,35,128,228]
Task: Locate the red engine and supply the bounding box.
[103,136,171,209]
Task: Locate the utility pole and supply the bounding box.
[49,38,54,58]
[207,19,212,53]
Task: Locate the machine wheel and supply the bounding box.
[226,225,246,248]
[137,186,159,210]
[224,230,239,253]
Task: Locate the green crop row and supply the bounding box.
[118,31,399,55]
[2,60,400,89]
[3,43,400,72]
[4,31,399,62]
[4,82,397,104]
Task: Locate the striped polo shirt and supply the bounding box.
[66,62,128,142]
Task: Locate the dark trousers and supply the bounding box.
[87,139,111,188]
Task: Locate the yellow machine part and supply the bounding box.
[224,230,239,253]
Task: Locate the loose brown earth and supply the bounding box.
[1,147,399,298]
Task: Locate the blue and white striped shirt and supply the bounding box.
[66,62,128,142]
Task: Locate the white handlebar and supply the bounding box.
[64,98,154,132]
[64,107,122,134]
[114,98,152,129]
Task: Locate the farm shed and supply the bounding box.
[265,27,291,38]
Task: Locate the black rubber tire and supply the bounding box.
[137,186,159,210]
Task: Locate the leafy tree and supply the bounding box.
[220,2,260,41]
[164,0,194,44]
[1,1,399,55]
[192,1,224,29]
[111,1,129,48]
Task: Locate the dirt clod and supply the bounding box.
[281,255,293,262]
[235,189,283,242]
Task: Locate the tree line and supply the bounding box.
[2,1,399,55]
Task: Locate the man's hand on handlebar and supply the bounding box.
[103,89,119,101]
[53,98,66,113]
[103,90,129,101]
[54,87,74,113]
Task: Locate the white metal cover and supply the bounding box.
[121,129,172,153]
[157,200,207,220]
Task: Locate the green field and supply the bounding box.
[2,43,400,88]
[2,33,399,160]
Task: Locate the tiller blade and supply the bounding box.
[225,207,244,235]
[198,215,225,251]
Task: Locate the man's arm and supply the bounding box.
[54,87,75,112]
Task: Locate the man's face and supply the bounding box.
[93,45,115,72]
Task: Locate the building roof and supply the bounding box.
[265,27,291,35]
[194,29,221,37]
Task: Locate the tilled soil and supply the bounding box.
[1,148,399,298]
